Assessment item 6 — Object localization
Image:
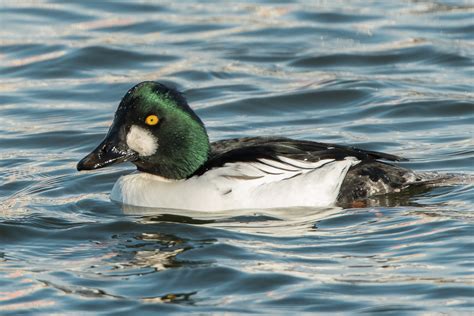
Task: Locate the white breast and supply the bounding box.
[111,157,359,211]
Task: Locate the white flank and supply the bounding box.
[111,157,361,212]
[126,125,158,156]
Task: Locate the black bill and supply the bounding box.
[77,135,137,171]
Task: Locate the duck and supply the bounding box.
[77,81,429,211]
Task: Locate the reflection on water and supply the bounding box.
[0,0,473,314]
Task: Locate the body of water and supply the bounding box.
[0,0,473,314]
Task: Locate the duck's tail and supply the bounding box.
[406,172,473,189]
[338,161,472,207]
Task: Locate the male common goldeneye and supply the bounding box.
[77,81,427,211]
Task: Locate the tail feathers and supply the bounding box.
[406,172,474,189]
[338,161,472,207]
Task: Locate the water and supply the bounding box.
[1,0,473,314]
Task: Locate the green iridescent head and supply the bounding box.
[77,81,210,179]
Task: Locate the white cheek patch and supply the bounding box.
[126,125,158,156]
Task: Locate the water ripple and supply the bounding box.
[0,0,472,314]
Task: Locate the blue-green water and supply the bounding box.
[1,0,473,314]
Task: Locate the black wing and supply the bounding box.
[193,137,406,176]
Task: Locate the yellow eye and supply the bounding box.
[145,115,159,126]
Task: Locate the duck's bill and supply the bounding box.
[77,139,138,171]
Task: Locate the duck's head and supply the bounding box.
[77,81,210,180]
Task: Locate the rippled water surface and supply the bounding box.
[1,0,473,314]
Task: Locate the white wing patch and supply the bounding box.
[216,157,335,182]
[126,125,158,156]
[198,156,361,208]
